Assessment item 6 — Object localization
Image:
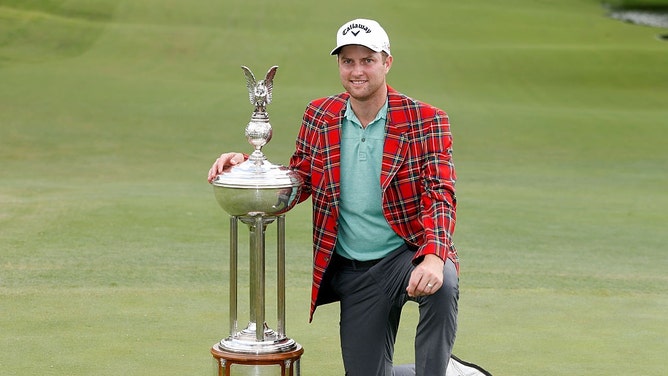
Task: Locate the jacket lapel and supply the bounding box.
[322,98,346,207]
[381,88,409,190]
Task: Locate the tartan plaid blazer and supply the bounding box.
[289,86,458,321]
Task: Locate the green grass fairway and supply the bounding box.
[1,0,667,375]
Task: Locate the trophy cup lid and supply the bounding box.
[212,159,301,189]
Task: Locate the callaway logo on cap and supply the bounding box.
[330,18,391,56]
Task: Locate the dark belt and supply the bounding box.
[335,255,383,270]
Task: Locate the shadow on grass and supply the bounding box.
[0,0,119,64]
[602,0,668,28]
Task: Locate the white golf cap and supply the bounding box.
[330,18,391,56]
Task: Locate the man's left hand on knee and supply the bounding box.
[406,254,444,297]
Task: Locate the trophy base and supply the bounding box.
[219,322,298,354]
[211,343,303,376]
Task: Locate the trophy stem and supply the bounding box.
[219,215,296,354]
[229,216,239,337]
[277,215,286,337]
[251,215,266,342]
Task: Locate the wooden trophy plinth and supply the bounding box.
[211,344,304,376]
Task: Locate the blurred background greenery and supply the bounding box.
[1,0,666,375]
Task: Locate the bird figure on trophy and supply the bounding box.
[242,66,278,163]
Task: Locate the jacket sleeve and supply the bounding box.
[415,108,457,265]
[288,102,318,203]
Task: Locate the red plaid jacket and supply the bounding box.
[289,86,458,321]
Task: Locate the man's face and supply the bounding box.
[337,45,392,102]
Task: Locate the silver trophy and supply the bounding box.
[210,66,304,375]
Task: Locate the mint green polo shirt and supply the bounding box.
[334,100,405,261]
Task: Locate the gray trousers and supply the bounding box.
[328,245,459,376]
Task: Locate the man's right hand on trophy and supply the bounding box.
[207,152,246,183]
